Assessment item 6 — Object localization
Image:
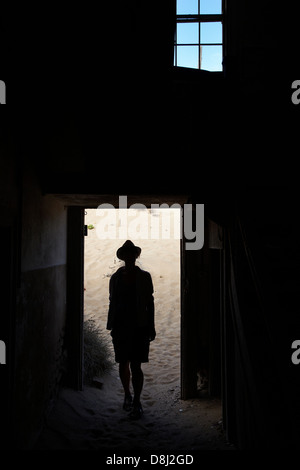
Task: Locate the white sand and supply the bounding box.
[36,209,231,452]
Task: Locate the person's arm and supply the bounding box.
[147,274,156,341]
[106,275,115,330]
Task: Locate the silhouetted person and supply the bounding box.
[107,240,156,419]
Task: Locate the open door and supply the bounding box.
[181,235,204,399]
[180,204,206,399]
[181,211,223,400]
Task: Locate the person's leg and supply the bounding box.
[130,361,144,417]
[119,361,132,399]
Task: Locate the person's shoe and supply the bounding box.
[129,402,143,420]
[123,394,133,411]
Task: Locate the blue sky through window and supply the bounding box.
[177,0,222,15]
[175,0,223,71]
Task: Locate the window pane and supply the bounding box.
[177,22,199,44]
[200,45,222,71]
[200,22,222,44]
[177,46,199,69]
[200,0,222,14]
[177,0,198,15]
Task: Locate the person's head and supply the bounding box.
[116,240,141,265]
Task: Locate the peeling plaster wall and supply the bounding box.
[14,165,67,448]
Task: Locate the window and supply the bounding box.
[174,0,223,71]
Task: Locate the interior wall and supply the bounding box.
[13,164,68,449]
[0,130,20,449]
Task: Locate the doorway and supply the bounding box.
[57,201,227,451]
[66,201,223,403]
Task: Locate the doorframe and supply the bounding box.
[65,197,223,403]
[66,206,85,390]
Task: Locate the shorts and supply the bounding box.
[111,327,150,363]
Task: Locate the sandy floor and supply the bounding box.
[36,209,233,453]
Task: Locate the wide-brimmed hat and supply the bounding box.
[116,240,141,261]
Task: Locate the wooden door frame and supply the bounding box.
[66,206,85,390]
[65,198,223,404]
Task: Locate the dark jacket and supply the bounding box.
[107,266,155,331]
